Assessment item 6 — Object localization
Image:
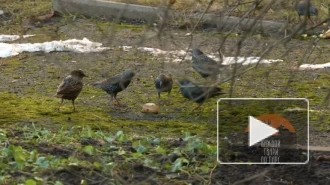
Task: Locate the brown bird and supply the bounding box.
[155,74,173,98]
[55,70,87,111]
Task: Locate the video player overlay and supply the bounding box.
[217,98,309,164]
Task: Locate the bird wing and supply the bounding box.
[192,55,221,75]
[56,77,83,96]
[105,73,123,85]
[181,85,204,100]
[95,73,122,87]
[201,86,224,98]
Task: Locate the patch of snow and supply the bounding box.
[120,46,132,52]
[0,37,110,58]
[0,35,35,42]
[134,46,284,65]
[299,62,330,69]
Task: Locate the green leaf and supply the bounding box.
[143,158,159,169]
[35,157,50,168]
[54,181,64,185]
[93,162,103,170]
[29,150,39,162]
[184,132,191,141]
[132,152,143,158]
[24,179,37,185]
[171,158,189,172]
[137,144,147,153]
[132,141,148,153]
[118,135,127,143]
[13,146,27,164]
[87,128,95,138]
[83,145,96,156]
[116,131,123,137]
[104,136,113,143]
[152,138,161,145]
[132,141,139,149]
[155,146,166,155]
[34,177,44,182]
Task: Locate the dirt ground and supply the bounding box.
[2,12,330,184]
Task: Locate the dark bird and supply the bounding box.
[155,74,173,98]
[55,69,87,111]
[191,48,224,79]
[296,1,318,25]
[178,79,225,111]
[94,70,135,106]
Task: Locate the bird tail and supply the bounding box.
[93,82,102,88]
[209,87,225,97]
[54,93,63,98]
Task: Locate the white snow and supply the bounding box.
[134,46,284,65]
[0,35,111,58]
[2,35,323,70]
[299,62,330,69]
[0,35,35,42]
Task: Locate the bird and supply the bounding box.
[296,1,318,25]
[178,79,225,111]
[155,74,173,98]
[94,70,135,106]
[191,48,225,80]
[55,69,87,111]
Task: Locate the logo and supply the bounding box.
[217,98,309,165]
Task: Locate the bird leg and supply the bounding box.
[57,98,64,111]
[309,17,316,25]
[114,96,121,105]
[110,95,120,107]
[72,100,76,111]
[167,91,171,97]
[158,92,161,99]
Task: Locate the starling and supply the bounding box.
[55,69,87,111]
[94,70,135,106]
[296,1,318,25]
[191,48,224,79]
[178,79,225,111]
[155,74,173,98]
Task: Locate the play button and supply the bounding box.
[249,116,279,147]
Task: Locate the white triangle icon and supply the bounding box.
[249,116,279,147]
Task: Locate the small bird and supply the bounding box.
[191,48,224,79]
[94,70,135,106]
[155,74,173,98]
[178,79,225,111]
[55,69,87,111]
[296,1,318,25]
